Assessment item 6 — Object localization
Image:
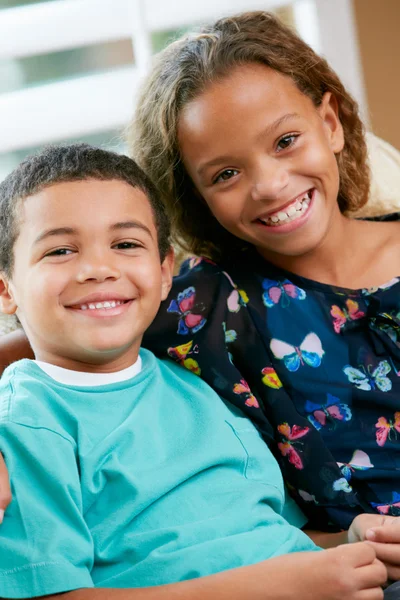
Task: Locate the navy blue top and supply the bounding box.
[144,215,400,530]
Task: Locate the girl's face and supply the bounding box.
[177,62,345,260]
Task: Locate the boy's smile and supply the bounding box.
[1,179,173,372]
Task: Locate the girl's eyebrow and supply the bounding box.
[34,221,153,246]
[197,112,301,177]
[257,112,301,140]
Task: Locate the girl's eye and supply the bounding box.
[276,134,298,152]
[213,169,239,184]
[45,248,73,257]
[113,241,141,250]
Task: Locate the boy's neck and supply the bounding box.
[32,345,142,374]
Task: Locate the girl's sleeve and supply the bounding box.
[0,416,94,598]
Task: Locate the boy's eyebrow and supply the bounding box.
[34,227,76,245]
[34,221,153,245]
[111,221,153,238]
[197,112,301,177]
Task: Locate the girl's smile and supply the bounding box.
[178,62,345,262]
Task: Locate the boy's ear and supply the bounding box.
[319,92,344,154]
[0,275,17,315]
[160,247,175,301]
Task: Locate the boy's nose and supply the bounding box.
[250,160,289,202]
[76,259,121,283]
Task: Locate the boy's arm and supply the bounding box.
[30,543,386,600]
[0,419,94,598]
[0,329,33,373]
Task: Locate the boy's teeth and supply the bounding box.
[81,300,123,310]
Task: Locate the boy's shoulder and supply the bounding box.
[0,360,75,441]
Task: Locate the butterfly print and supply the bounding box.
[167,286,206,335]
[223,322,237,344]
[233,379,259,408]
[330,299,365,334]
[305,394,352,431]
[223,271,249,313]
[167,340,201,376]
[343,360,392,392]
[371,492,400,516]
[277,423,310,470]
[375,412,400,446]
[261,366,282,390]
[337,450,374,481]
[270,333,324,372]
[262,278,306,308]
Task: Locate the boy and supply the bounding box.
[0,145,386,599]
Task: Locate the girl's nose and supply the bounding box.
[250,160,289,202]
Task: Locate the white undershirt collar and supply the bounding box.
[34,356,142,387]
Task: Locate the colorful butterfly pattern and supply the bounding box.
[330,299,365,333]
[375,412,400,446]
[233,379,259,408]
[343,360,392,392]
[262,278,306,308]
[371,492,400,516]
[270,333,324,372]
[167,286,206,335]
[305,394,352,431]
[169,250,400,529]
[261,366,282,389]
[277,423,310,470]
[337,450,374,481]
[167,340,201,376]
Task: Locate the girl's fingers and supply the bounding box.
[368,542,400,566]
[0,453,11,520]
[366,521,400,544]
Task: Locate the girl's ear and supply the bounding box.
[319,92,345,154]
[0,276,18,315]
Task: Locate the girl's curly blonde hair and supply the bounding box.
[128,11,369,260]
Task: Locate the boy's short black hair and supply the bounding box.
[0,143,171,277]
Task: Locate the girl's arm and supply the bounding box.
[0,328,33,373]
[0,330,32,516]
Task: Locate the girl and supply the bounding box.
[129,11,400,538]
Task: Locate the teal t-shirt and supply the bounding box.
[0,349,317,598]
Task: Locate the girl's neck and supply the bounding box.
[257,214,369,288]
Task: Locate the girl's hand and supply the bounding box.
[0,452,11,523]
[349,514,400,580]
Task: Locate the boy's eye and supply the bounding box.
[213,169,239,184]
[276,134,298,152]
[113,241,141,250]
[45,248,73,257]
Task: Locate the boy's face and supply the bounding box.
[0,179,174,372]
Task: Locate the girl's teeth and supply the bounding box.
[277,211,288,221]
[262,193,311,226]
